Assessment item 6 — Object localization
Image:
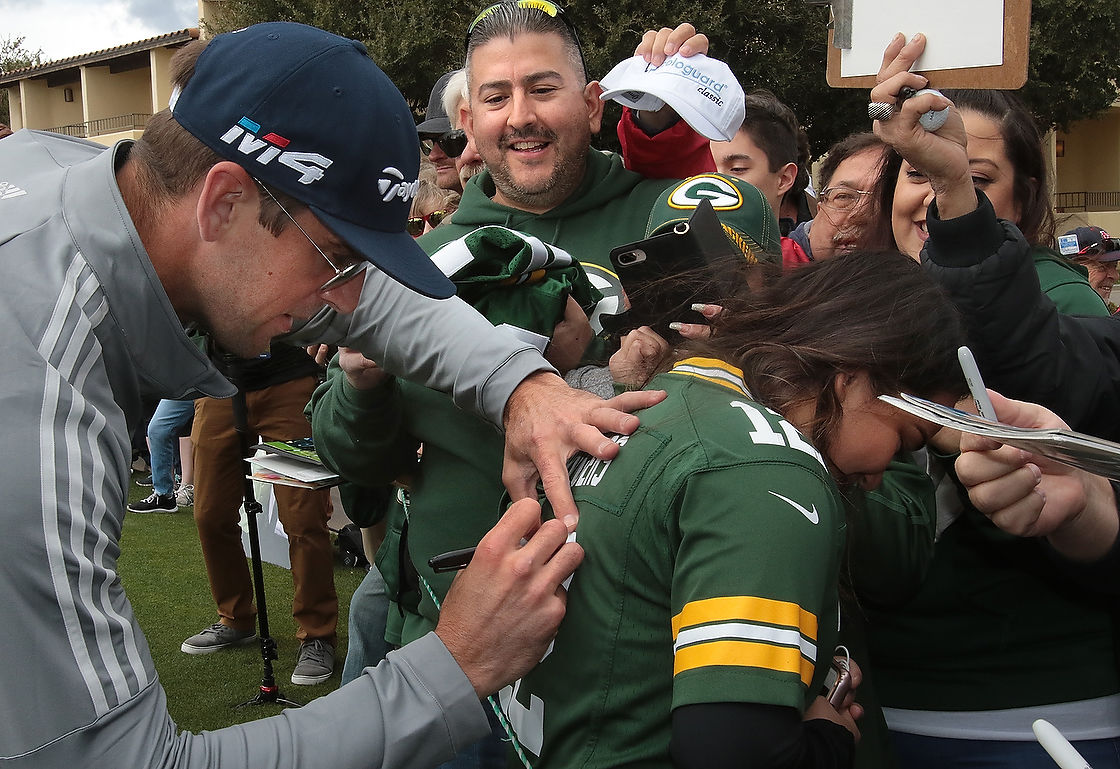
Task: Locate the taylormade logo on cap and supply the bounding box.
[220,116,333,184]
[377,167,420,203]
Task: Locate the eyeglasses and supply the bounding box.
[466,0,585,73]
[254,179,367,293]
[420,129,468,159]
[818,186,872,212]
[407,210,449,237]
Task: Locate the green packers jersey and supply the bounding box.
[504,358,847,769]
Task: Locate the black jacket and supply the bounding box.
[922,192,1120,441]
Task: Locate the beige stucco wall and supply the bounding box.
[4,87,23,129]
[149,48,178,111]
[1057,210,1120,235]
[20,77,83,130]
[88,128,146,148]
[82,64,151,122]
[1055,107,1120,193]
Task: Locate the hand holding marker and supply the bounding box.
[957,345,997,422]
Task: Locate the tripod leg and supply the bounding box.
[226,363,301,710]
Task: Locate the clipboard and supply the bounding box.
[824,0,1031,89]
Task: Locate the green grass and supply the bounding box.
[119,473,365,732]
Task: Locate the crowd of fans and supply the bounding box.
[4,3,1120,769]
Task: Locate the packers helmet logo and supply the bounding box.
[668,175,743,211]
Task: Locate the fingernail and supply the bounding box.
[893,32,904,40]
[668,322,684,331]
[1028,463,1042,484]
[910,33,921,42]
[563,514,578,530]
[690,303,709,312]
[677,44,691,57]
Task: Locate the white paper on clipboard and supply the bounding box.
[840,0,1005,77]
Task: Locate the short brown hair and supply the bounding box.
[129,39,302,236]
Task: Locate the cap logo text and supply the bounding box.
[377,167,420,203]
[220,116,333,185]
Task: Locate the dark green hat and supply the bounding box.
[645,173,781,265]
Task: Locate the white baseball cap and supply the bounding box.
[599,53,745,142]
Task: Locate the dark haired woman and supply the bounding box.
[862,33,1120,769]
[503,249,968,769]
[873,88,1108,316]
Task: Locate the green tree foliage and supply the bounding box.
[1022,0,1120,131]
[1,36,44,125]
[205,0,1118,159]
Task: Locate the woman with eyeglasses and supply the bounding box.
[787,133,888,260]
[855,33,1120,769]
[408,158,459,238]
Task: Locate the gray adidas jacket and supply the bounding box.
[0,129,546,767]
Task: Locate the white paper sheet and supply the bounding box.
[840,0,1004,77]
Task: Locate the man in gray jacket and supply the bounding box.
[0,22,659,769]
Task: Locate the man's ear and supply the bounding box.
[585,80,605,135]
[776,162,798,198]
[196,161,255,243]
[461,100,474,144]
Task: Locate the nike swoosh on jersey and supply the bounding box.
[768,491,819,524]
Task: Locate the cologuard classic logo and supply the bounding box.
[220,117,333,184]
[668,175,744,211]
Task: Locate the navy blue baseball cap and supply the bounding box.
[169,22,454,299]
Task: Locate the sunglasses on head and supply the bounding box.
[407,210,449,237]
[466,0,585,73]
[421,129,468,159]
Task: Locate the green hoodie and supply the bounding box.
[1032,244,1110,316]
[417,150,672,334]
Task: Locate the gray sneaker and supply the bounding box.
[291,639,334,685]
[180,622,257,654]
[175,484,194,507]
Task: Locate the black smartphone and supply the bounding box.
[598,199,742,338]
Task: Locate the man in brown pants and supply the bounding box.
[184,342,337,685]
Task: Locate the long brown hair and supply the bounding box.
[685,250,967,456]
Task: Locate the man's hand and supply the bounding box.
[635,23,709,66]
[502,372,667,523]
[609,326,669,388]
[631,23,710,134]
[955,390,1119,561]
[337,346,390,391]
[305,343,334,366]
[544,296,593,374]
[435,499,583,696]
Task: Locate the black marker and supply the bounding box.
[428,546,476,573]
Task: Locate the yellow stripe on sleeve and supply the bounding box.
[672,596,818,643]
